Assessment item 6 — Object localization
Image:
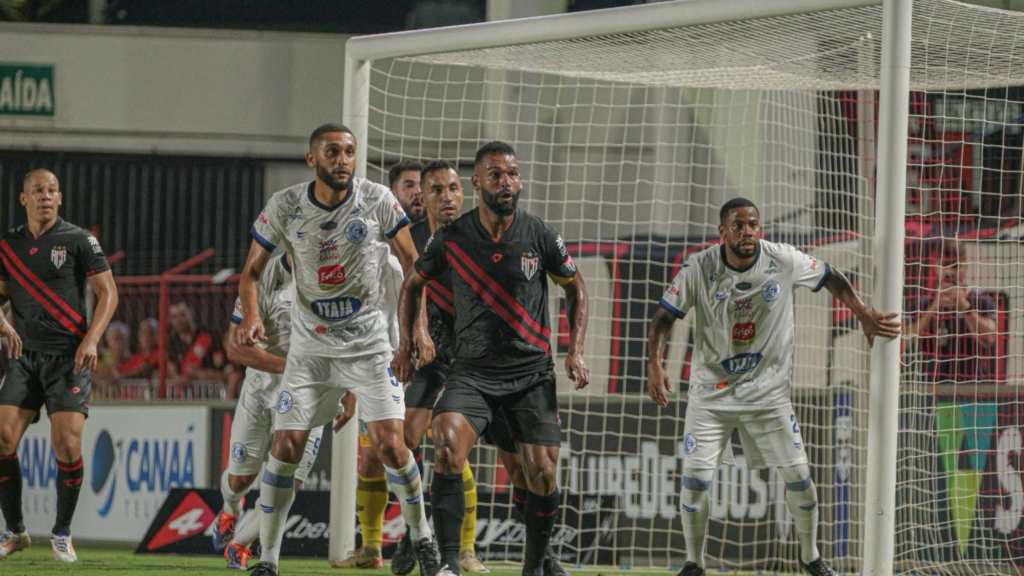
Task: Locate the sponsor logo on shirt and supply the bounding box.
[258,212,268,225]
[721,352,763,375]
[317,264,346,286]
[668,285,680,295]
[733,298,754,318]
[709,273,718,283]
[736,281,752,290]
[310,296,361,321]
[731,322,755,345]
[320,221,338,231]
[352,203,367,217]
[555,235,569,259]
[765,260,780,274]
[563,255,577,273]
[521,251,540,280]
[345,220,368,244]
[289,206,306,221]
[318,239,340,261]
[762,280,781,302]
[51,245,67,269]
[314,324,360,337]
[87,235,103,254]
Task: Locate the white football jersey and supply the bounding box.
[232,253,294,359]
[251,178,409,357]
[660,240,829,406]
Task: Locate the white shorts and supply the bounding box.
[274,351,404,431]
[681,401,809,471]
[227,369,324,482]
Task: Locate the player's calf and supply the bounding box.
[779,463,820,565]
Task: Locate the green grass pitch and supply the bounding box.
[0,546,750,576]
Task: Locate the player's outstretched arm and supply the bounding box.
[0,281,21,358]
[646,307,676,407]
[225,322,286,374]
[822,267,901,348]
[392,270,428,383]
[560,273,590,389]
[78,270,119,373]
[236,239,272,347]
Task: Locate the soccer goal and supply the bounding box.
[335,1,1024,573]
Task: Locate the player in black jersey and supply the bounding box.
[0,169,119,563]
[393,142,590,576]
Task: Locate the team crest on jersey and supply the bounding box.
[51,246,67,269]
[276,391,293,414]
[521,251,540,280]
[762,280,781,302]
[231,442,248,462]
[345,220,367,244]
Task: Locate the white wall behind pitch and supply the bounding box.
[0,24,351,158]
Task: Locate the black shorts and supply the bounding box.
[481,407,517,453]
[0,350,91,417]
[433,369,560,448]
[405,358,450,410]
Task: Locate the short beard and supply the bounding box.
[316,164,351,192]
[482,188,519,216]
[729,240,756,259]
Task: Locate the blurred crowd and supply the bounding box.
[93,301,243,400]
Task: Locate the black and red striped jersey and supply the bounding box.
[415,207,577,383]
[410,219,454,363]
[0,218,110,355]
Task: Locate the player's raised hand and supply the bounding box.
[236,315,266,347]
[74,339,99,373]
[0,320,21,359]
[391,346,415,383]
[413,326,436,369]
[646,361,673,407]
[566,351,590,390]
[858,309,902,348]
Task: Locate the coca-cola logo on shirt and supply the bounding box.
[318,265,346,286]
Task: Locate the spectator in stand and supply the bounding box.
[119,318,159,379]
[94,322,132,387]
[904,255,998,383]
[167,302,225,387]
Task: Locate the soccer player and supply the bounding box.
[390,160,427,225]
[646,198,902,576]
[341,160,488,574]
[393,141,590,576]
[0,169,119,563]
[212,252,326,569]
[236,124,440,576]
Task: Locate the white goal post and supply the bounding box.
[333,1,1024,574]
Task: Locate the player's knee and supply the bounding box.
[270,434,305,464]
[375,441,409,469]
[431,432,466,474]
[229,473,258,493]
[525,456,558,494]
[51,432,82,462]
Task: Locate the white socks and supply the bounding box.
[220,469,245,517]
[384,450,432,541]
[680,468,714,568]
[779,463,820,565]
[258,456,298,568]
[233,509,261,547]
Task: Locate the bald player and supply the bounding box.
[0,169,119,563]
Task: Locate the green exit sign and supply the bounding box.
[0,64,55,117]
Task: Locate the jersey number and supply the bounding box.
[790,414,800,434]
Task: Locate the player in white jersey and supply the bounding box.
[647,198,901,576]
[236,124,439,576]
[209,253,329,569]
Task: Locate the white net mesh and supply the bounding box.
[356,0,1024,572]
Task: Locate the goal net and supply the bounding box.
[352,0,1024,572]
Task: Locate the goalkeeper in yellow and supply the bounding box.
[333,160,488,573]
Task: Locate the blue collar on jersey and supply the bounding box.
[720,241,761,273]
[306,180,353,212]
